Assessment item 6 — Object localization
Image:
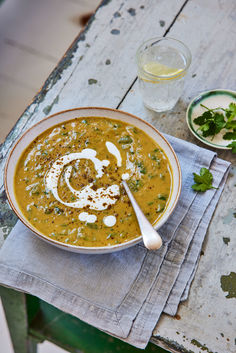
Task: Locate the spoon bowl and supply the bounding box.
[122,181,163,250]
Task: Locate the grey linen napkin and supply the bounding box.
[0,136,230,349]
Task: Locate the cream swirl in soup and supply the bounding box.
[14,117,172,247]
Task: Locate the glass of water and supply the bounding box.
[136,37,191,112]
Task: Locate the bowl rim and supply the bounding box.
[5,107,182,253]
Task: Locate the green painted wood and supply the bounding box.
[28,296,168,353]
[26,294,41,326]
[0,286,38,353]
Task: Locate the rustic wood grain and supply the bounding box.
[0,0,186,188]
[119,0,236,352]
[0,0,235,352]
[0,286,37,353]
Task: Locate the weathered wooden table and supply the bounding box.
[0,0,235,352]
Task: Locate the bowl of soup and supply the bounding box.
[5,107,181,254]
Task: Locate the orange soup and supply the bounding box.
[14,117,172,247]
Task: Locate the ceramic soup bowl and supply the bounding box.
[5,107,181,254]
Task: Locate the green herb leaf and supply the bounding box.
[54,207,64,215]
[223,131,236,140]
[214,113,227,134]
[192,167,217,192]
[118,136,133,144]
[128,179,143,192]
[147,201,154,206]
[87,223,98,229]
[203,113,225,137]
[135,161,147,174]
[225,102,236,121]
[156,204,165,213]
[44,208,53,214]
[194,102,236,145]
[225,120,236,130]
[157,194,167,200]
[227,141,236,153]
[194,111,212,126]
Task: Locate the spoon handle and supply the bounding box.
[122,181,162,250]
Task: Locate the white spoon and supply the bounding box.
[122,181,162,250]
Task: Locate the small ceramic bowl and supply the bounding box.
[186,89,236,149]
[5,107,181,254]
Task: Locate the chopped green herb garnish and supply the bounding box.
[140,168,146,174]
[31,185,40,195]
[87,223,98,229]
[192,167,217,192]
[157,194,167,200]
[151,155,158,160]
[156,205,165,213]
[128,179,143,192]
[148,174,157,179]
[54,207,64,215]
[136,180,142,188]
[106,233,116,239]
[81,119,88,124]
[44,208,53,214]
[148,201,154,206]
[136,161,147,174]
[118,135,133,144]
[150,154,160,166]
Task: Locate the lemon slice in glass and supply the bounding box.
[142,61,184,81]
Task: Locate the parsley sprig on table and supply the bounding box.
[193,102,236,152]
[192,167,217,192]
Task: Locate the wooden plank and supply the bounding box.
[0,41,56,90]
[0,0,187,189]
[119,0,236,165]
[0,0,98,59]
[29,298,167,353]
[0,287,37,353]
[0,77,36,143]
[119,0,236,352]
[0,0,235,352]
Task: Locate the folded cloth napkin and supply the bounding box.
[0,135,230,349]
